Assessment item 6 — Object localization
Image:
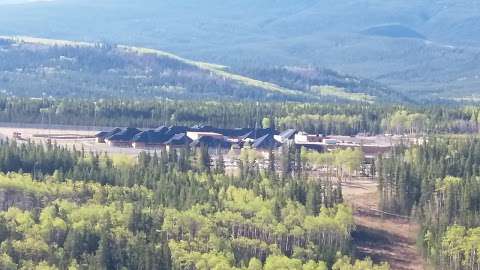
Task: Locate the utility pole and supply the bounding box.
[48,105,52,137]
[151,109,154,128]
[93,101,97,128]
[164,98,168,126]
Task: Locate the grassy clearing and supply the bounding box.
[0,35,92,48]
[107,154,136,168]
[311,85,375,103]
[453,96,480,102]
[120,45,304,96]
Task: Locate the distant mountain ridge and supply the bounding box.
[360,24,425,39]
[0,0,479,100]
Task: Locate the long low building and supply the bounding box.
[132,130,171,149]
[96,126,279,149]
[105,127,142,147]
[95,126,393,157]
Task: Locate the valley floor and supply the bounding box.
[343,178,426,270]
[0,124,428,269]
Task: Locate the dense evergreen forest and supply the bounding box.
[378,137,480,269]
[0,139,389,269]
[0,96,479,136]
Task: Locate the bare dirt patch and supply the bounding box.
[342,178,427,270]
[0,126,143,156]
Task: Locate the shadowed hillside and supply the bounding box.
[361,24,425,39]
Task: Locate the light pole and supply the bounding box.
[48,106,52,136]
[151,109,155,128]
[255,101,259,139]
[93,101,97,128]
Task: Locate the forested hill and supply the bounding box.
[1,1,480,99]
[235,66,408,104]
[0,36,406,103]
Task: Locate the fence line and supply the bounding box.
[350,202,411,219]
[0,122,112,131]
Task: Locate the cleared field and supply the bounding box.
[0,126,146,156]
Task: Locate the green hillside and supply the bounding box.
[0,36,402,103]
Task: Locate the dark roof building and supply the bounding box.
[252,134,282,150]
[190,125,218,133]
[154,126,169,133]
[132,130,172,148]
[165,133,193,147]
[217,128,253,138]
[95,131,109,138]
[191,136,232,149]
[106,127,142,145]
[279,129,297,141]
[165,126,190,137]
[95,127,122,143]
[95,125,301,151]
[241,128,277,140]
[133,130,167,143]
[95,127,121,138]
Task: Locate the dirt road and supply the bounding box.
[342,178,426,270]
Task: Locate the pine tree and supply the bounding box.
[215,152,226,174]
[306,184,320,216]
[268,148,276,176]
